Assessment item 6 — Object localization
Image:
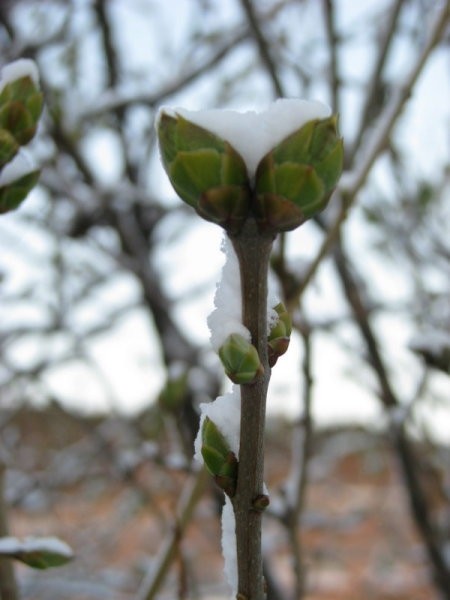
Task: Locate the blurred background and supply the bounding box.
[0,0,449,599]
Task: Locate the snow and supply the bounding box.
[207,234,280,352]
[0,151,36,187]
[221,496,237,596]
[159,98,331,177]
[409,330,450,355]
[0,536,73,558]
[194,386,241,463]
[207,236,249,353]
[0,59,40,94]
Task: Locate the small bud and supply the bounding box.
[158,368,189,413]
[0,170,40,214]
[218,333,263,384]
[254,116,343,233]
[201,417,238,497]
[268,302,292,367]
[252,494,270,512]
[157,112,251,233]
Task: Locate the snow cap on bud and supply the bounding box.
[218,333,263,385]
[254,116,343,232]
[157,111,250,233]
[267,302,292,367]
[0,60,43,168]
[201,416,238,497]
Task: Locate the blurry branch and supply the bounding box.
[296,0,449,299]
[136,467,208,600]
[0,462,18,600]
[283,328,314,600]
[81,29,250,119]
[239,0,284,97]
[332,238,450,596]
[322,0,340,113]
[349,0,404,161]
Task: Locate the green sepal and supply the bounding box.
[157,112,251,232]
[201,417,238,497]
[218,333,263,384]
[0,170,40,214]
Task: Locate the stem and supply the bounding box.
[0,464,18,600]
[230,218,274,600]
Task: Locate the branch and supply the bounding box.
[297,0,449,299]
[239,0,284,97]
[322,0,340,113]
[0,464,19,600]
[136,467,208,600]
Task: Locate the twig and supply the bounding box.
[322,0,340,113]
[298,0,449,299]
[231,218,274,600]
[239,0,284,97]
[136,467,208,600]
[0,463,19,600]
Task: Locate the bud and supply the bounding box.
[201,416,238,497]
[158,368,189,413]
[157,112,251,233]
[254,116,343,233]
[0,75,43,153]
[267,302,292,367]
[218,333,263,384]
[0,170,40,214]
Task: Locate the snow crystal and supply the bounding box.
[159,98,330,177]
[221,496,237,596]
[0,151,36,187]
[194,386,241,463]
[0,59,40,94]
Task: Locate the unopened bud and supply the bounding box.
[218,333,263,384]
[201,417,238,497]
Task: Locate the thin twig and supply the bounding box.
[0,463,19,600]
[239,0,284,97]
[297,0,449,299]
[322,0,340,113]
[136,467,208,600]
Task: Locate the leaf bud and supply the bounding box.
[218,333,263,384]
[201,416,238,497]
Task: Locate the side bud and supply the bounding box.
[268,302,292,367]
[157,367,189,413]
[254,116,343,233]
[201,417,238,497]
[218,333,263,384]
[157,112,251,233]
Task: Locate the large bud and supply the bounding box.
[157,112,251,233]
[201,417,238,497]
[218,333,263,385]
[268,302,292,367]
[254,116,343,233]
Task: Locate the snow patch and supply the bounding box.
[159,98,330,177]
[194,386,241,463]
[0,536,73,558]
[221,496,237,596]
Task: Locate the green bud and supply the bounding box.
[0,76,43,147]
[0,128,19,168]
[254,116,343,233]
[218,333,263,384]
[201,417,238,497]
[157,113,251,233]
[0,170,40,214]
[158,368,189,413]
[268,302,292,367]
